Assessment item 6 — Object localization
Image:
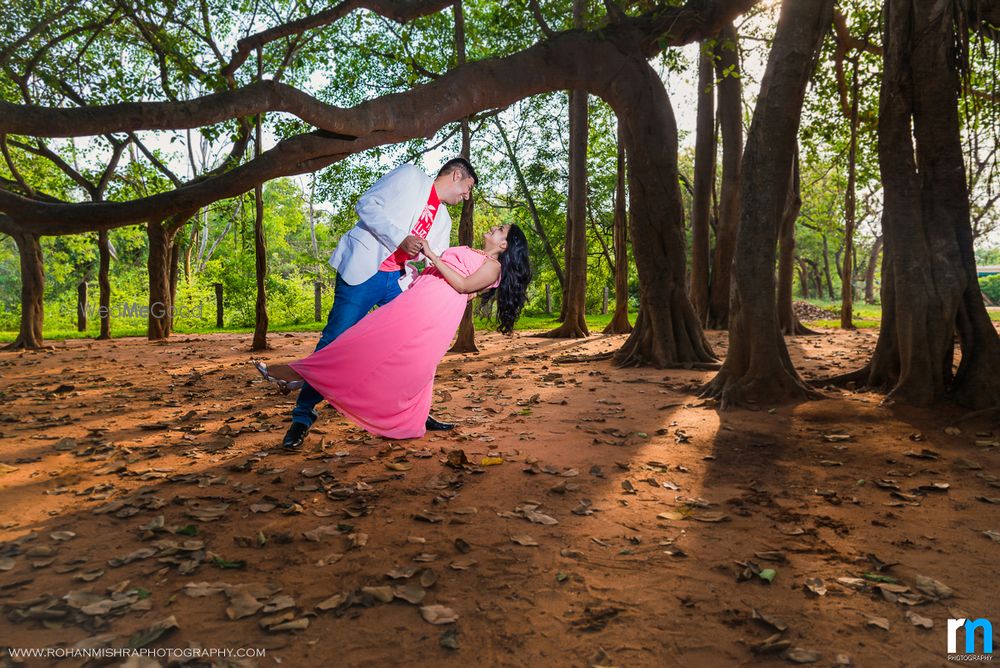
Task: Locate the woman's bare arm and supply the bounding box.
[420,243,500,294]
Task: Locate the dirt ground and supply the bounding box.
[0,327,998,668]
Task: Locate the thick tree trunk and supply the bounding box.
[689,40,714,322]
[701,0,833,407]
[97,229,111,339]
[544,0,589,339]
[610,63,715,367]
[603,121,633,335]
[856,0,1000,407]
[863,234,882,303]
[4,231,45,350]
[706,22,742,331]
[146,222,174,340]
[449,0,478,353]
[777,151,817,336]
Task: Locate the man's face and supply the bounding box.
[442,172,475,205]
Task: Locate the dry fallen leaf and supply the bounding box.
[905,611,934,629]
[268,618,309,632]
[914,575,954,599]
[420,604,458,625]
[804,578,827,597]
[361,586,394,603]
[315,593,347,611]
[784,647,822,663]
[225,589,263,620]
[867,617,890,631]
[449,556,478,571]
[393,584,426,604]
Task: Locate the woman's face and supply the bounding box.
[484,224,511,249]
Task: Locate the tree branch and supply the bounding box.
[221,0,455,79]
[528,0,556,37]
[0,135,34,197]
[0,0,79,71]
[0,0,758,236]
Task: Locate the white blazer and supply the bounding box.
[329,164,453,290]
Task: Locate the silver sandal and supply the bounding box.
[252,359,304,394]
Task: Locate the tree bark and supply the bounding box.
[168,233,181,336]
[689,40,715,322]
[863,234,882,303]
[146,222,175,340]
[603,120,632,335]
[251,183,268,350]
[251,70,268,351]
[797,259,810,298]
[853,0,1000,408]
[701,0,833,407]
[777,150,817,335]
[820,234,835,299]
[840,55,860,329]
[3,230,45,350]
[449,0,478,353]
[611,62,715,367]
[706,21,743,331]
[544,0,589,339]
[97,229,111,339]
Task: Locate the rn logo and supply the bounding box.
[948,618,993,656]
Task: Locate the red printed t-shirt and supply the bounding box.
[379,185,440,272]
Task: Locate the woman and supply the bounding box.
[254,224,531,439]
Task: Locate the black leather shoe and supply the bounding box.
[282,422,310,450]
[425,415,455,431]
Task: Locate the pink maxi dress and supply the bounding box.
[289,246,500,439]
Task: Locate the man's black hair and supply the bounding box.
[438,157,478,185]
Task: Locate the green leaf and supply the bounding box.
[212,556,247,570]
[758,569,777,583]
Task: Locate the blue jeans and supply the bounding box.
[290,270,402,427]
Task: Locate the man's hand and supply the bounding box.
[398,234,424,256]
[416,238,439,265]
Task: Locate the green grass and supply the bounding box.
[0,311,639,343]
[798,299,1000,325]
[3,298,997,344]
[806,319,882,330]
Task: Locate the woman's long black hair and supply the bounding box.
[480,224,531,335]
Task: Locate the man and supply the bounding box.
[281,158,478,450]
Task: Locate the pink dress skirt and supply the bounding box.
[289,246,500,439]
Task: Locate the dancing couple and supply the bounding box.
[257,158,531,446]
